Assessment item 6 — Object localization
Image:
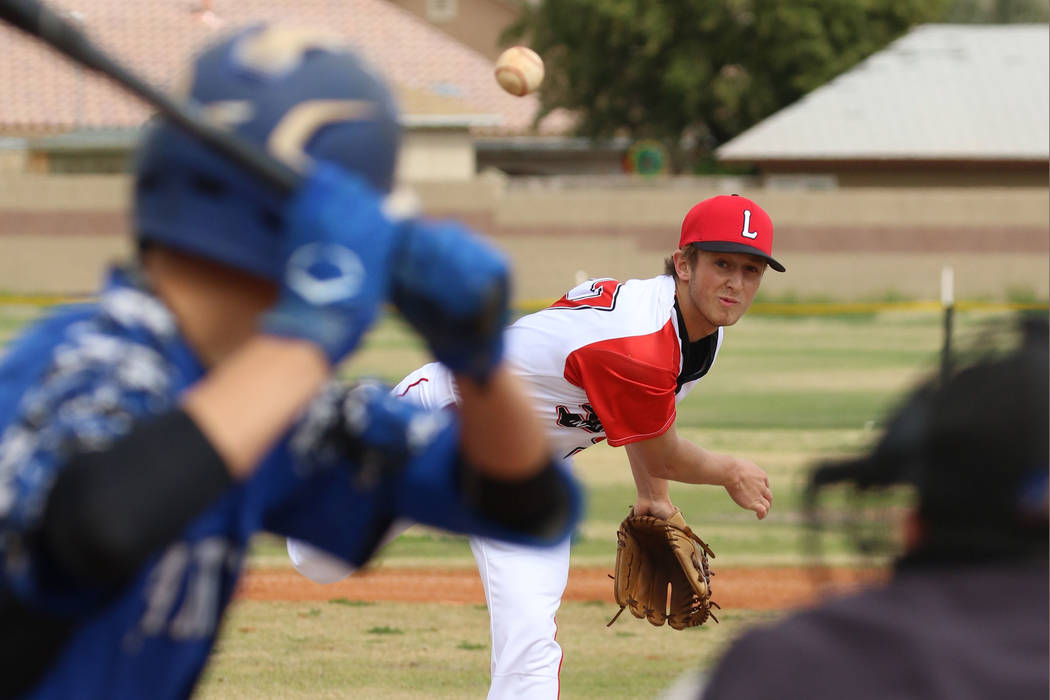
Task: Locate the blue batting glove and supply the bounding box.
[262,163,402,364]
[391,221,510,383]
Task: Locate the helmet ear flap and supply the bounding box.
[132,25,401,280]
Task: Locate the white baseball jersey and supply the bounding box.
[505,275,723,458]
[396,275,723,459]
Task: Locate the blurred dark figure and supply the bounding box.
[700,316,1049,700]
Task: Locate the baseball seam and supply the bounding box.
[496,65,528,96]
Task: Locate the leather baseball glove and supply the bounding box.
[607,508,719,630]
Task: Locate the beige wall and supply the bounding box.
[0,173,131,210]
[496,242,1049,304]
[430,182,1048,229]
[0,234,130,294]
[762,165,1049,188]
[1,173,1046,302]
[481,185,1050,301]
[0,149,25,173]
[399,129,477,181]
[0,174,132,293]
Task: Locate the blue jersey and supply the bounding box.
[0,267,580,699]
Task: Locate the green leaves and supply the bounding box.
[507,0,946,171]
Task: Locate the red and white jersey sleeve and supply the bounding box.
[504,275,722,458]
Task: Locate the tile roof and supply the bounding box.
[0,0,571,135]
[717,24,1050,162]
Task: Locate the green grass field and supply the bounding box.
[0,305,1038,698]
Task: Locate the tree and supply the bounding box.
[504,0,947,172]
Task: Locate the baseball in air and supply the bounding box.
[494,46,544,96]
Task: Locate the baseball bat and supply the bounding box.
[0,0,298,194]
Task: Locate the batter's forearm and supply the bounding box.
[181,336,329,478]
[41,336,332,585]
[455,366,548,480]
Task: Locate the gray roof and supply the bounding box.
[717,24,1050,162]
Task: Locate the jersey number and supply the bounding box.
[555,404,604,433]
[129,537,243,646]
[550,279,622,311]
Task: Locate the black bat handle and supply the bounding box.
[0,0,92,62]
[0,0,300,195]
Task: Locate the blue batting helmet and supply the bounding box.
[133,25,401,281]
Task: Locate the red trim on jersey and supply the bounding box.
[395,377,429,397]
[555,616,562,699]
[563,319,680,446]
[606,411,677,447]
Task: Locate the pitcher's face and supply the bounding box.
[676,249,765,335]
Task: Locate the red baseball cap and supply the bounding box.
[679,194,785,272]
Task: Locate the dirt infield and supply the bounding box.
[236,566,885,611]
